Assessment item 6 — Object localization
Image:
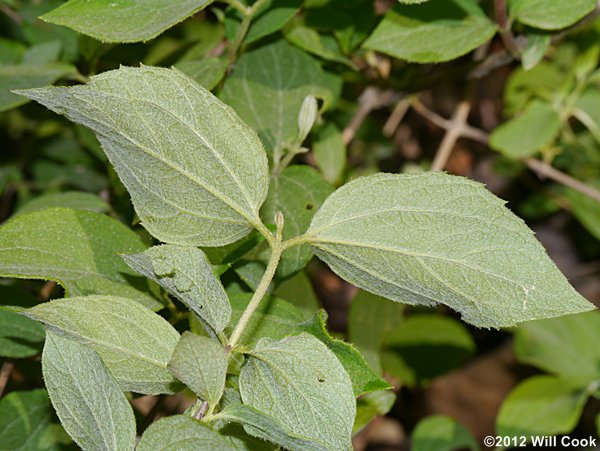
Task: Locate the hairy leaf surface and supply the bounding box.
[0,208,160,310]
[124,245,231,333]
[42,331,136,451]
[168,332,227,408]
[137,415,238,451]
[41,0,214,43]
[305,172,594,328]
[16,66,269,247]
[239,333,355,450]
[27,295,180,394]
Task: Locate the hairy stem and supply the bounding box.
[229,212,284,348]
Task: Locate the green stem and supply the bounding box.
[229,212,284,348]
[228,13,252,64]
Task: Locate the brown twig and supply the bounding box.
[494,0,520,56]
[342,87,399,145]
[431,101,472,171]
[383,99,410,137]
[409,98,600,203]
[524,158,600,204]
[0,360,14,397]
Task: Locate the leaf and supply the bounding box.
[273,270,320,319]
[175,57,228,90]
[226,294,306,348]
[496,375,590,438]
[298,310,392,396]
[221,41,341,155]
[218,402,323,450]
[42,331,136,451]
[137,415,237,451]
[0,310,45,358]
[573,88,600,145]
[412,415,478,451]
[123,245,231,333]
[521,32,550,71]
[514,311,600,383]
[353,391,396,434]
[168,332,228,408]
[0,389,70,450]
[41,0,215,43]
[284,24,356,68]
[565,183,600,241]
[313,123,346,184]
[362,0,497,63]
[0,62,77,112]
[489,100,561,159]
[304,172,594,328]
[380,314,475,386]
[348,290,404,373]
[225,0,301,45]
[15,191,110,216]
[239,333,355,450]
[26,295,180,394]
[509,0,596,30]
[0,208,161,310]
[16,65,269,247]
[258,165,334,277]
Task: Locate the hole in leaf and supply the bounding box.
[317,377,325,383]
[305,203,314,210]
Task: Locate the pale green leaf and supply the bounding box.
[313,123,346,184]
[239,333,355,450]
[15,191,110,216]
[363,0,497,63]
[509,0,596,30]
[16,65,269,247]
[0,310,45,358]
[42,331,136,451]
[26,295,180,394]
[137,415,237,451]
[168,332,227,408]
[305,172,594,328]
[22,41,62,65]
[489,100,561,159]
[348,290,404,373]
[514,311,600,382]
[258,165,334,277]
[218,402,323,450]
[41,0,214,43]
[496,375,590,438]
[298,310,392,396]
[221,41,341,155]
[0,62,77,112]
[0,208,161,310]
[353,391,396,434]
[566,183,600,241]
[573,88,600,145]
[381,314,475,386]
[412,415,478,451]
[175,57,228,90]
[0,389,70,451]
[123,245,231,333]
[521,32,550,71]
